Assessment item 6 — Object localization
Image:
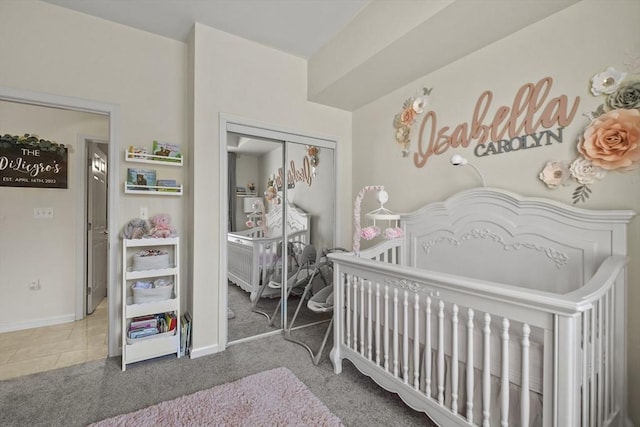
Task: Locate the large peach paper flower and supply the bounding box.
[577,108,640,171]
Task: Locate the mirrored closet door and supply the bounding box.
[226,132,336,345]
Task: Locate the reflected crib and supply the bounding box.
[227,201,310,302]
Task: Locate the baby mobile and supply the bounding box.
[352,185,403,256]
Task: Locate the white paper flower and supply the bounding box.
[569,157,607,185]
[538,161,571,189]
[591,67,628,96]
[412,97,426,114]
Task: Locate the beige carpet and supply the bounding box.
[88,367,343,426]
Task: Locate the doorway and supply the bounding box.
[0,86,121,358]
[86,140,109,315]
[220,115,339,349]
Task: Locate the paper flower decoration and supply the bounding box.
[539,64,640,204]
[393,88,432,157]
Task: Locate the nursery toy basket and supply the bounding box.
[132,252,170,271]
[132,284,174,304]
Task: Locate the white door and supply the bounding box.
[87,142,108,314]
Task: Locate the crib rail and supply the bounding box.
[328,250,627,427]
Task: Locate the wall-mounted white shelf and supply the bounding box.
[124,148,183,196]
[126,152,183,166]
[124,182,183,195]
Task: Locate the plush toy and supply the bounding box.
[149,213,177,238]
[120,218,150,239]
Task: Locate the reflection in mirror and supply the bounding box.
[226,133,337,354]
[226,133,285,342]
[280,142,337,362]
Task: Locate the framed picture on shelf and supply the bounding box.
[127,168,156,190]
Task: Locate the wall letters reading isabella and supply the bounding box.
[0,145,68,189]
[413,77,581,168]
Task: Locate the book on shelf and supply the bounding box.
[127,146,149,159]
[164,312,177,331]
[180,312,192,356]
[126,168,156,190]
[128,327,159,339]
[152,141,181,163]
[157,179,180,192]
[130,318,158,329]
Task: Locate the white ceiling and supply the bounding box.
[40,0,370,58]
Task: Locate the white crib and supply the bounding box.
[227,201,310,301]
[328,188,634,426]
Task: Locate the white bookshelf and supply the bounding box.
[121,237,180,370]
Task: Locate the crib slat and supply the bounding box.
[393,288,399,377]
[375,283,381,366]
[482,313,491,427]
[521,323,530,427]
[367,281,373,361]
[360,280,366,357]
[501,318,510,427]
[604,291,610,421]
[590,307,596,427]
[582,312,588,427]
[403,290,409,384]
[384,285,389,372]
[346,276,351,349]
[425,296,432,397]
[414,293,420,390]
[467,309,475,422]
[353,278,358,351]
[438,301,445,405]
[451,304,459,414]
[609,286,615,416]
[597,298,603,427]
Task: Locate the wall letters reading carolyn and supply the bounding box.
[0,135,68,189]
[412,77,580,168]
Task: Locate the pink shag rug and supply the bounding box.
[89,367,343,426]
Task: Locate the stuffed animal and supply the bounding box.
[149,213,177,238]
[120,218,149,239]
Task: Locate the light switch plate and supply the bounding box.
[34,208,54,219]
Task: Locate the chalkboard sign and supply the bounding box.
[0,136,68,189]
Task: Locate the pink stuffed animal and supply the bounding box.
[149,213,177,238]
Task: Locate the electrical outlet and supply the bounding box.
[140,207,148,220]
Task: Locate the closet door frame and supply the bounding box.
[219,113,340,348]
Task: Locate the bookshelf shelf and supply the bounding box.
[123,182,183,195]
[125,152,183,166]
[121,237,181,371]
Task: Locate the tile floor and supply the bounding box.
[0,298,108,380]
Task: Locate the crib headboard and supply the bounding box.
[401,187,635,294]
[265,201,310,238]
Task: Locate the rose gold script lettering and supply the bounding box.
[414,77,580,168]
[274,156,313,188]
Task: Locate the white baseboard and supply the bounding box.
[0,314,76,333]
[189,343,220,359]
